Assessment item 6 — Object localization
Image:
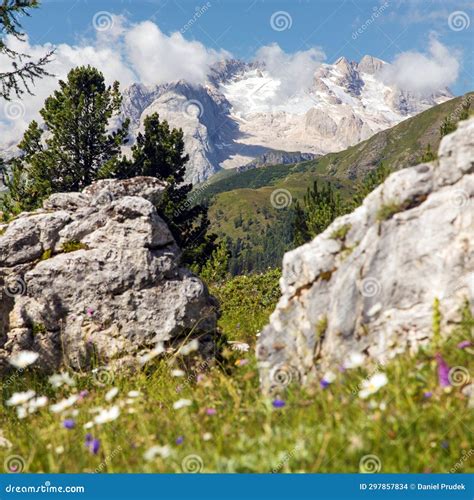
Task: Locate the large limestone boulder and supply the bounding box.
[0,177,218,373]
[257,118,474,393]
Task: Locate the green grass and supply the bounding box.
[0,272,472,473]
[376,201,405,221]
[62,240,89,253]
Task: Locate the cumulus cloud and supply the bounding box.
[125,21,228,86]
[255,43,326,101]
[0,15,229,150]
[380,37,460,95]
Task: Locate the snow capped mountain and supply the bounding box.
[2,55,450,187]
[122,54,452,184]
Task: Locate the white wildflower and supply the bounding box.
[127,391,141,398]
[105,387,119,402]
[359,373,388,399]
[179,339,199,356]
[139,343,165,364]
[143,445,172,461]
[202,432,213,441]
[50,395,79,413]
[173,399,192,410]
[83,421,94,429]
[6,390,35,406]
[94,406,120,425]
[228,341,250,352]
[9,351,39,369]
[48,372,75,388]
[27,396,48,413]
[344,352,365,369]
[17,406,28,419]
[171,369,185,377]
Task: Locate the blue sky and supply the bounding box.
[22,0,473,95]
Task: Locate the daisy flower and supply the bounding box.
[173,399,192,410]
[94,406,120,425]
[6,390,36,406]
[344,352,365,369]
[228,341,250,353]
[9,351,39,369]
[143,445,172,461]
[105,387,119,402]
[358,373,388,399]
[49,372,75,389]
[50,395,79,413]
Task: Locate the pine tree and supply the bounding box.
[119,112,216,266]
[304,181,345,238]
[420,143,437,163]
[439,117,457,138]
[292,200,310,246]
[1,66,129,215]
[0,0,54,99]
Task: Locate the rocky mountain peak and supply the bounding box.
[357,54,385,74]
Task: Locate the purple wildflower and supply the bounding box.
[63,419,75,429]
[272,399,286,408]
[423,391,433,399]
[457,340,471,349]
[86,307,94,317]
[441,440,449,449]
[79,390,89,400]
[320,379,330,389]
[85,434,100,455]
[205,408,217,416]
[435,353,451,388]
[176,436,184,445]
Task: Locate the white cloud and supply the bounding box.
[255,43,326,101]
[380,37,460,95]
[0,15,229,150]
[124,21,229,86]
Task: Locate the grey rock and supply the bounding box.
[0,177,218,373]
[257,118,474,393]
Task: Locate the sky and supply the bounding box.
[0,0,473,147]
